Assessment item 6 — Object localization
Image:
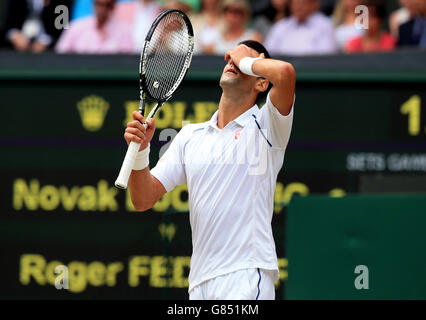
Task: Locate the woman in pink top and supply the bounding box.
[55,0,133,54]
[345,0,396,53]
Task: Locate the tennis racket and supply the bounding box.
[115,9,194,189]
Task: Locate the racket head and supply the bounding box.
[139,9,194,105]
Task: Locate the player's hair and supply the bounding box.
[238,40,272,104]
[238,40,270,59]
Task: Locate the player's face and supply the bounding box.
[219,59,242,87]
[219,49,258,91]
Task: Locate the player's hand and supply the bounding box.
[124,111,156,151]
[224,44,265,70]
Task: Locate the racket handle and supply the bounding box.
[115,141,141,189]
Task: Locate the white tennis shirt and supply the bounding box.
[151,93,294,293]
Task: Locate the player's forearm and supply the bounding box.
[252,59,295,90]
[253,59,296,116]
[128,168,158,211]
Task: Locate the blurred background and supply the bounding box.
[0,0,425,299]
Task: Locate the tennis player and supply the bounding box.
[124,40,296,300]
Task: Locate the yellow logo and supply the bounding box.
[77,95,109,132]
[158,223,177,242]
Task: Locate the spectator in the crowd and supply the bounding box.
[0,1,9,47]
[319,0,337,16]
[4,0,73,53]
[190,0,225,54]
[71,0,159,52]
[213,0,262,55]
[132,0,161,52]
[333,0,364,50]
[161,0,200,13]
[55,0,133,54]
[265,0,338,56]
[345,0,396,53]
[398,0,426,48]
[253,0,289,41]
[248,0,271,18]
[71,0,160,21]
[114,0,198,53]
[389,0,416,38]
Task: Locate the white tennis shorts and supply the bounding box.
[189,268,275,300]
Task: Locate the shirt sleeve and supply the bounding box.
[150,126,188,192]
[258,92,295,150]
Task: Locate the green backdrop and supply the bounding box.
[286,195,426,300]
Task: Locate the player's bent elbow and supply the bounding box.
[274,62,296,85]
[133,204,150,212]
[132,199,155,212]
[270,60,296,86]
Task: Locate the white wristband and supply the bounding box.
[133,143,150,170]
[239,57,263,77]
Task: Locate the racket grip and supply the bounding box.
[115,141,141,189]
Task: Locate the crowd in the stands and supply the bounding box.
[0,0,425,55]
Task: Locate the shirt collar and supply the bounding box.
[208,104,260,130]
[234,104,260,126]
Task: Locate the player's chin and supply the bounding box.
[219,73,239,87]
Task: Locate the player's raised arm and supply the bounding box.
[225,44,296,116]
[115,9,194,190]
[125,111,166,211]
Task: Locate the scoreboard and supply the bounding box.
[0,52,425,299]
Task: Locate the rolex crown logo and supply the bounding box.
[77,95,110,132]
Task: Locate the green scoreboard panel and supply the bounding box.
[287,195,426,299]
[0,54,425,299]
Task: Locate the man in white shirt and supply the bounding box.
[265,0,338,56]
[123,40,296,300]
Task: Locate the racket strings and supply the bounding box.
[156,18,189,96]
[145,12,191,101]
